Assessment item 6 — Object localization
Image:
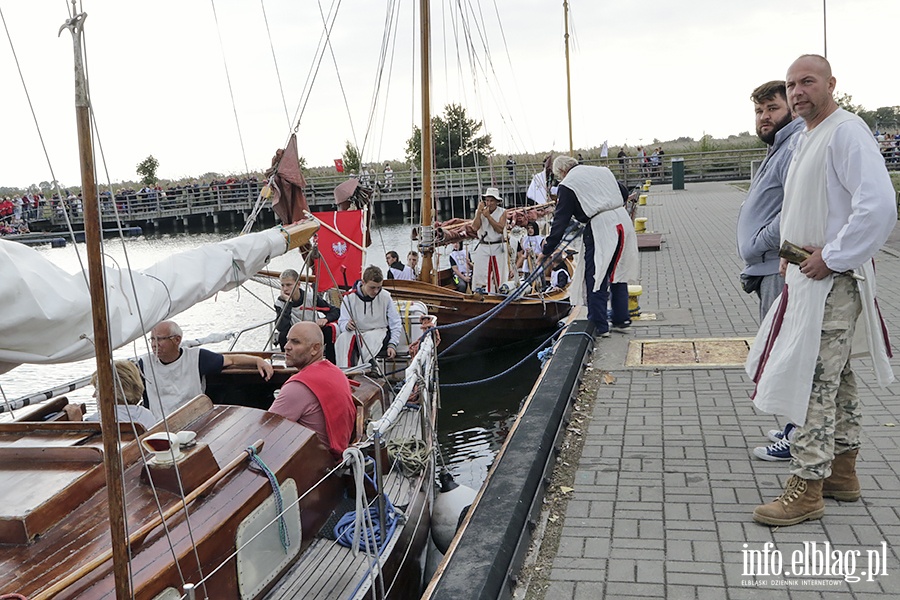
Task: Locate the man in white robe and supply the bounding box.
[470,188,508,293]
[335,266,403,368]
[749,55,896,527]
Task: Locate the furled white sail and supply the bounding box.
[0,229,290,375]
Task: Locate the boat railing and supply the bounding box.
[367,332,436,438]
[226,319,277,351]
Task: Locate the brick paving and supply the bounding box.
[543,181,900,599]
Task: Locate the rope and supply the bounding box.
[386,437,430,477]
[435,221,584,358]
[246,447,290,552]
[441,322,565,388]
[208,0,249,173]
[335,448,401,554]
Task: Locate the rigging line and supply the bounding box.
[208,0,249,174]
[371,0,403,161]
[316,0,359,152]
[288,0,342,139]
[0,5,88,286]
[485,0,533,154]
[358,0,399,163]
[259,0,291,129]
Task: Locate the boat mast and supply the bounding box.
[564,0,573,155]
[61,11,132,598]
[418,0,436,283]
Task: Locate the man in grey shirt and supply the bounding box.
[737,80,805,320]
[736,80,804,462]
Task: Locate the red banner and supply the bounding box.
[334,158,344,173]
[313,210,364,288]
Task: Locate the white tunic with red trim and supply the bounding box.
[558,166,639,306]
[746,109,894,426]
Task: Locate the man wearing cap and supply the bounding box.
[471,188,509,293]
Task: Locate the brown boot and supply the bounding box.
[823,449,860,501]
[753,475,825,526]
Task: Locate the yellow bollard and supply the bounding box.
[642,183,650,192]
[634,217,648,233]
[638,194,647,206]
[628,284,643,318]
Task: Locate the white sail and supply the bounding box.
[0,229,290,374]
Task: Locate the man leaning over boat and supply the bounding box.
[539,156,639,337]
[269,322,357,459]
[140,320,273,420]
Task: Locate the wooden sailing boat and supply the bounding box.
[378,0,572,355]
[0,7,437,599]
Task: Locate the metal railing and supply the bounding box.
[30,148,900,227]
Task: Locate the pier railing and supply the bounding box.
[36,147,898,228]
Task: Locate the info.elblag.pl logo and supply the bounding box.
[741,541,889,585]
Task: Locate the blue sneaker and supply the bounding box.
[767,422,796,444]
[753,437,791,461]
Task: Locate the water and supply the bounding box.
[0,218,543,490]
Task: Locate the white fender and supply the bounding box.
[431,471,477,554]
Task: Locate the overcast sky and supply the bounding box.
[1,0,897,189]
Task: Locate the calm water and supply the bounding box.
[0,218,543,489]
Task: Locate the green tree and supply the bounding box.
[342,141,361,175]
[405,103,494,170]
[136,155,159,186]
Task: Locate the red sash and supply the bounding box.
[287,360,356,457]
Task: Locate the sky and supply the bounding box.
[1,0,898,190]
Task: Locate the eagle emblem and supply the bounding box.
[332,241,348,257]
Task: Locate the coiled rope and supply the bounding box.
[335,448,401,553]
[386,437,430,477]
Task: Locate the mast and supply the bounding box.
[61,11,132,598]
[564,0,573,155]
[418,0,436,283]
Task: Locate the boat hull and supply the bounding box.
[383,279,572,354]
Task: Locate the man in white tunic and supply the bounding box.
[470,188,508,293]
[749,55,896,526]
[141,320,274,420]
[335,266,403,367]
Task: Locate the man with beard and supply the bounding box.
[737,80,806,462]
[738,80,804,321]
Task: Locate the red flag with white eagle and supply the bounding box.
[312,210,365,288]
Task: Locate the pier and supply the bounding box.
[428,181,900,599]
[22,148,785,234]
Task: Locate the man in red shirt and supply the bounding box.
[268,322,357,459]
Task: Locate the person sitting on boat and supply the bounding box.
[385,250,415,281]
[274,269,340,363]
[538,156,639,338]
[516,221,544,276]
[547,253,570,291]
[449,241,472,293]
[140,320,274,420]
[407,250,420,278]
[63,360,157,431]
[335,266,403,368]
[269,322,357,459]
[471,187,508,294]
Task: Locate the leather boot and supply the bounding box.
[753,475,825,526]
[823,449,860,501]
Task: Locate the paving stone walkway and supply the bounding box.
[544,181,900,600]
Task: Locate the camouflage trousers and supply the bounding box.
[791,274,863,480]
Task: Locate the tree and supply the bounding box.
[136,155,159,187]
[342,141,361,175]
[405,103,494,170]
